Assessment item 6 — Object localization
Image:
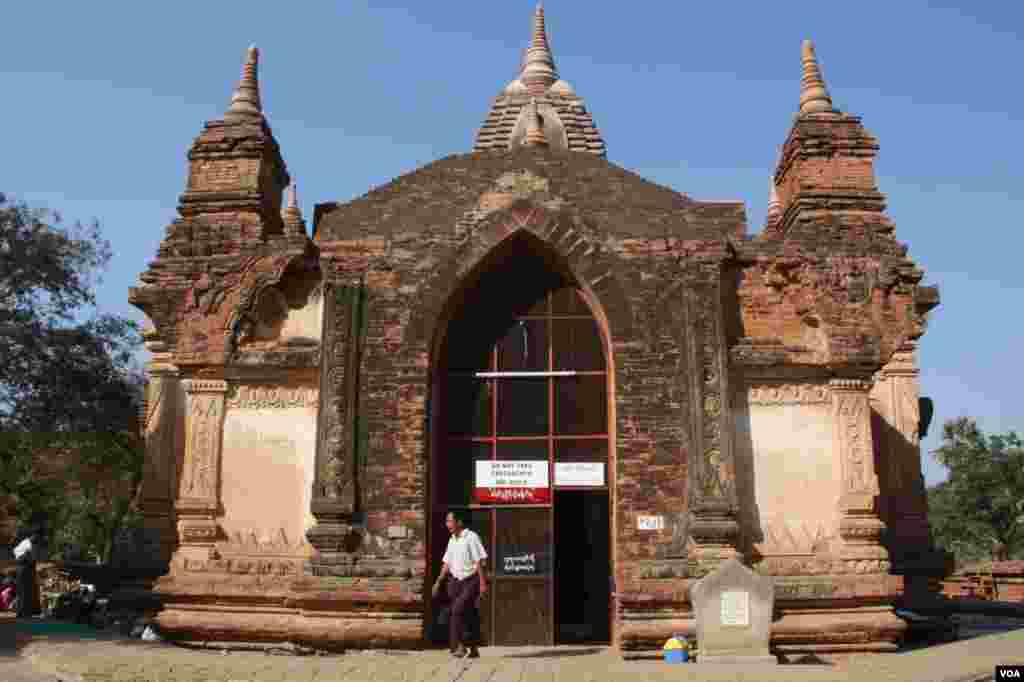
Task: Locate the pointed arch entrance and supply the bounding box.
[427,230,615,647]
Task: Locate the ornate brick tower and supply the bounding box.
[727,39,943,657]
[129,45,317,579]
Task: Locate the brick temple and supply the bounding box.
[127,5,945,657]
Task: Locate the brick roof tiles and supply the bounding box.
[315,149,745,243]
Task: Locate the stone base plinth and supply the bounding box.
[618,571,908,658]
[148,569,425,652]
[770,604,906,655]
[617,614,696,651]
[618,603,905,657]
[155,606,424,652]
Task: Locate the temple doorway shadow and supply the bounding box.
[731,388,764,563]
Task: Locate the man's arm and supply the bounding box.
[432,562,449,597]
[471,533,488,593]
[476,557,487,594]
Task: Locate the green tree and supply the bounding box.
[0,192,144,562]
[928,417,1024,566]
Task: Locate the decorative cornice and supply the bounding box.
[746,383,830,406]
[183,379,229,394]
[829,378,872,393]
[225,384,319,410]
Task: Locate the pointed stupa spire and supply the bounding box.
[799,39,834,115]
[766,177,783,226]
[473,5,607,156]
[523,98,549,148]
[282,181,306,237]
[520,3,558,96]
[287,181,299,211]
[224,45,264,122]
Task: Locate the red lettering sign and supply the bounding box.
[473,487,551,504]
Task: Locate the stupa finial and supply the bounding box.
[282,181,306,237]
[520,3,558,96]
[799,39,834,115]
[225,45,264,122]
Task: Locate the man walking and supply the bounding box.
[432,510,487,659]
[13,527,41,618]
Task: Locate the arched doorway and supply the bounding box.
[428,232,614,647]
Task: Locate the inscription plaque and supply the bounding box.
[691,558,776,664]
[720,590,749,627]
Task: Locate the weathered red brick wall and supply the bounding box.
[942,562,1024,602]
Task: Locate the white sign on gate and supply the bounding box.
[475,460,548,488]
[554,462,605,486]
[636,515,665,530]
[720,590,750,627]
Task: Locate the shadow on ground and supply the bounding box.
[0,617,166,658]
[779,653,834,666]
[502,647,608,658]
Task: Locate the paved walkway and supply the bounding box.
[1,618,1021,682]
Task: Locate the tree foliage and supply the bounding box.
[0,192,145,562]
[928,417,1024,566]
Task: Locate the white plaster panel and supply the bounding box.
[219,404,317,549]
[736,403,840,551]
[279,289,323,344]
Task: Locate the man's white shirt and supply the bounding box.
[442,528,487,580]
[13,537,32,560]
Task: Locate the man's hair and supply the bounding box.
[447,509,467,526]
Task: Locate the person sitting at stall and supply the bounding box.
[0,574,16,611]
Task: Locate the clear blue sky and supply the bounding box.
[2,2,1021,487]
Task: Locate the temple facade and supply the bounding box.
[127,5,945,658]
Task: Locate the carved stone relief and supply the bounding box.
[180,556,303,577]
[307,279,369,558]
[217,527,312,556]
[755,519,833,556]
[313,283,362,507]
[652,282,693,556]
[757,557,891,577]
[687,272,739,566]
[183,397,221,499]
[176,380,227,546]
[693,283,733,503]
[832,384,878,497]
[831,378,889,561]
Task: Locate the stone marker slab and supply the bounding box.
[690,557,777,664]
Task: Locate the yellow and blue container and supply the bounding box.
[663,634,690,663]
